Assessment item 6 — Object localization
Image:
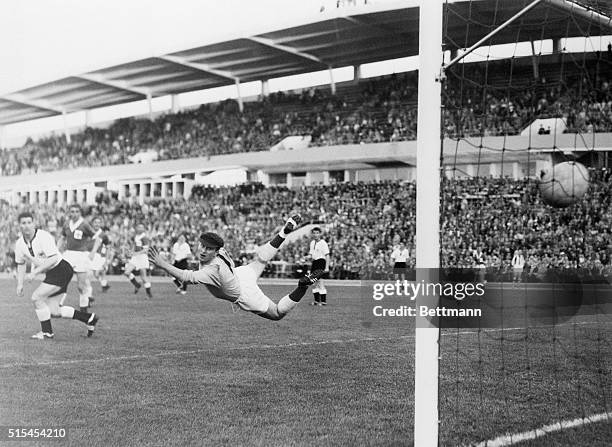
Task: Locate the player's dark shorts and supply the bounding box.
[311,258,327,278]
[173,258,189,270]
[44,259,74,296]
[393,262,408,272]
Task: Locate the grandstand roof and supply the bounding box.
[0,0,610,125]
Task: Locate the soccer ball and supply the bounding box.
[538,161,589,208]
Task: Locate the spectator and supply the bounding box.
[2,56,610,176]
[1,170,610,281]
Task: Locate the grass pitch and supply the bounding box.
[0,279,610,446]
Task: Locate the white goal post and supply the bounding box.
[414,0,442,446]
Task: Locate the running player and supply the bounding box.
[60,204,95,311]
[171,234,192,295]
[124,223,153,297]
[90,217,111,294]
[15,211,99,339]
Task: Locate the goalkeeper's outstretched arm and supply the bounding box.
[149,247,186,281]
[149,247,218,286]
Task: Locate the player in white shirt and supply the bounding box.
[390,241,410,281]
[14,211,99,339]
[171,234,192,295]
[124,223,153,297]
[148,214,325,320]
[308,227,330,306]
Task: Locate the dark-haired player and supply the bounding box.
[60,204,95,311]
[15,212,99,339]
[148,215,324,320]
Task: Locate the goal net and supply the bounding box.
[416,0,612,445]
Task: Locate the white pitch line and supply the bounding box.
[0,320,605,369]
[0,335,414,369]
[0,329,528,369]
[470,411,612,447]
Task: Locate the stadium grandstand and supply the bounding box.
[1,0,611,446]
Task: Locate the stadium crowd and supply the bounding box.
[1,55,610,176]
[1,171,611,281]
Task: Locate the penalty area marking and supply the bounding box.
[470,411,612,447]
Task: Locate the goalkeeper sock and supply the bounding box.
[289,284,308,302]
[270,234,285,249]
[73,309,92,324]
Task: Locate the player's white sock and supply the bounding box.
[35,306,51,322]
[257,243,279,263]
[277,295,298,315]
[79,293,89,308]
[60,306,75,319]
[58,293,67,306]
